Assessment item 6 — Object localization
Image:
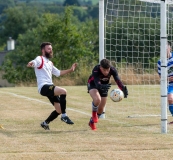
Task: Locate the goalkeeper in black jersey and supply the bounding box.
[87,59,128,130]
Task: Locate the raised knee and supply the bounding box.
[62,88,67,95]
[59,88,67,95]
[94,98,101,106]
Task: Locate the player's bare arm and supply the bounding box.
[27,61,34,67]
[60,63,77,76]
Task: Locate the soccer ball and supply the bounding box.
[110,88,124,102]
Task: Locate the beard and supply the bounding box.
[45,51,53,59]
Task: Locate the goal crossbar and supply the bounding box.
[139,0,173,4]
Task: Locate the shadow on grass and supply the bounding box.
[34,129,89,134]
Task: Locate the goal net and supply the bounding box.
[105,0,173,117]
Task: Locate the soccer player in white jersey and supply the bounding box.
[157,41,173,124]
[27,42,77,130]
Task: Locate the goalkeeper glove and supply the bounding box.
[122,86,128,98]
[100,83,111,92]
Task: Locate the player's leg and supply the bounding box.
[40,85,60,130]
[54,86,74,124]
[45,97,61,125]
[54,86,66,115]
[87,89,101,130]
[89,89,101,123]
[40,98,60,130]
[97,89,108,118]
[97,97,107,118]
[168,85,173,124]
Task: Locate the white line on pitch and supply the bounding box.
[0,90,166,133]
[0,91,90,116]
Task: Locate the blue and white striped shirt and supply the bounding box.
[157,52,173,85]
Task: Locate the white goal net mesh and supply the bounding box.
[105,0,173,117]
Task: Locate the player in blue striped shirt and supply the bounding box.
[157,41,173,124]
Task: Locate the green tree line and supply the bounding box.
[0,7,98,84]
[0,0,171,84]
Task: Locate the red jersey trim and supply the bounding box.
[37,56,43,69]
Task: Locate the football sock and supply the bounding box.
[61,113,67,117]
[45,110,59,124]
[60,94,66,114]
[92,102,98,112]
[97,113,101,118]
[169,104,173,116]
[90,118,94,123]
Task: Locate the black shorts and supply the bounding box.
[40,84,60,105]
[87,83,108,97]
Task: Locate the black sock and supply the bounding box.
[60,94,66,114]
[97,112,105,118]
[45,110,59,124]
[97,113,101,118]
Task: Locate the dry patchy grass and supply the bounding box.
[0,86,173,160]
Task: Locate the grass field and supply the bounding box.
[1,86,173,160]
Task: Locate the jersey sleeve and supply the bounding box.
[52,65,60,77]
[31,56,42,68]
[92,67,102,89]
[111,67,124,90]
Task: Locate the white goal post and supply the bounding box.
[99,0,173,133]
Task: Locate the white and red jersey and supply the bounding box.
[31,56,60,93]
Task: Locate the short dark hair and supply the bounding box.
[100,59,111,69]
[40,42,52,50]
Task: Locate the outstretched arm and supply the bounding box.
[60,63,78,76]
[27,56,42,68]
[27,61,34,67]
[111,67,128,98]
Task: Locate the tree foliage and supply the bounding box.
[63,0,80,6]
[0,0,15,14]
[0,7,98,84]
[1,0,170,84]
[41,8,97,69]
[0,2,99,45]
[0,5,42,44]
